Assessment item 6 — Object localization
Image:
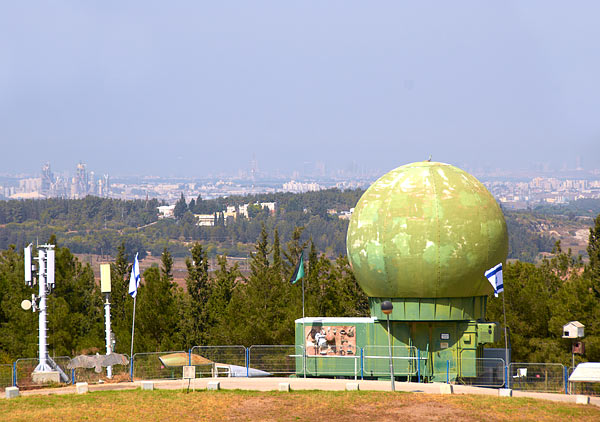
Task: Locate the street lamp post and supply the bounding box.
[381,300,395,392]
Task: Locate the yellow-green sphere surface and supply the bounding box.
[347,162,508,298]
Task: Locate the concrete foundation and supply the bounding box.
[576,395,590,405]
[346,383,360,391]
[5,387,19,399]
[207,381,220,391]
[32,371,60,384]
[141,381,154,391]
[76,383,89,394]
[498,389,512,397]
[439,384,454,395]
[278,382,290,392]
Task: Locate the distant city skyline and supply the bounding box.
[2,2,600,176]
[0,155,598,182]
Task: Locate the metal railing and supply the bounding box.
[190,346,247,377]
[362,345,419,378]
[0,364,13,391]
[457,358,505,388]
[2,347,590,397]
[248,345,303,376]
[72,354,130,384]
[508,363,565,393]
[14,356,72,387]
[131,351,187,381]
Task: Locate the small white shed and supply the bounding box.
[563,321,584,339]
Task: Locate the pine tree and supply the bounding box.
[183,243,210,347]
[205,256,240,344]
[272,228,282,280]
[586,214,600,295]
[0,246,37,360]
[137,265,178,352]
[173,193,188,219]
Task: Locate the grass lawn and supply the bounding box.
[1,389,599,422]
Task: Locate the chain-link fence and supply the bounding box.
[15,357,72,387]
[132,351,187,381]
[362,346,418,378]
[457,358,505,387]
[190,346,247,377]
[0,364,13,391]
[248,345,303,376]
[72,355,131,384]
[508,363,565,393]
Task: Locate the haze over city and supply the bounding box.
[2,2,600,177]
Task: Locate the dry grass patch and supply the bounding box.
[0,389,599,422]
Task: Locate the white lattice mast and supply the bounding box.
[24,244,56,374]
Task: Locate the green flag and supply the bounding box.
[290,251,305,284]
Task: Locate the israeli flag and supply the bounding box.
[128,253,141,298]
[485,263,504,297]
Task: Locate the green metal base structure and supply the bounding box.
[295,296,500,382]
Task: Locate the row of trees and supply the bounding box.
[487,214,600,364]
[0,226,368,361]
[1,215,600,366]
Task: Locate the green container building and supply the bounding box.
[295,161,507,382]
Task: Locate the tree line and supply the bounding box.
[0,226,368,362]
[1,215,599,367]
[487,214,600,365]
[0,191,572,263]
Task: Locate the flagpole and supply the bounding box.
[130,295,136,380]
[302,275,305,320]
[302,275,306,378]
[502,289,509,375]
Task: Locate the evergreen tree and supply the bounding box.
[226,225,295,344]
[160,247,173,282]
[48,246,104,356]
[586,214,600,295]
[136,265,178,351]
[173,193,188,219]
[183,243,210,347]
[272,228,282,280]
[0,246,37,361]
[205,256,240,344]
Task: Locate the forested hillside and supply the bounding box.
[0,227,368,361]
[0,191,592,263]
[1,216,599,367]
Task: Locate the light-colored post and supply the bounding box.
[381,300,394,392]
[104,294,112,379]
[386,315,394,391]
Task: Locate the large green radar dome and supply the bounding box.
[347,162,508,299]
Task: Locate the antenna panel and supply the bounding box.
[24,244,32,284]
[100,264,111,293]
[46,249,55,288]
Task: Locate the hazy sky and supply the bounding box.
[1,2,599,177]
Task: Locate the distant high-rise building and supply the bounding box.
[41,162,54,196]
[75,162,88,198]
[98,174,110,197]
[250,155,258,182]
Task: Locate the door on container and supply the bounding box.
[431,324,458,381]
[410,322,431,379]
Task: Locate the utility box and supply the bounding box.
[563,321,584,339]
[477,322,500,344]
